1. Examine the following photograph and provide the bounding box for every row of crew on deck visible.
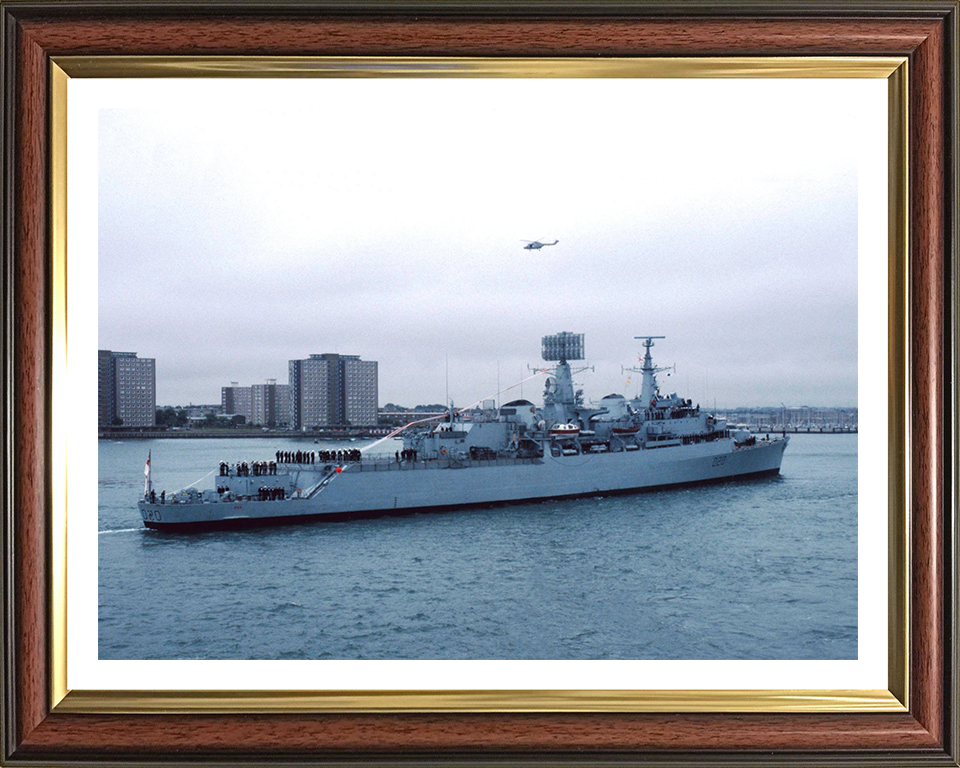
[220,461,276,477]
[213,485,286,501]
[275,449,362,464]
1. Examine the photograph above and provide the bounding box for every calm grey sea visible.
[98,434,857,660]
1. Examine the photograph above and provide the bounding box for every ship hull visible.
[138,438,787,532]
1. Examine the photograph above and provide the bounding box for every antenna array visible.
[541,332,584,362]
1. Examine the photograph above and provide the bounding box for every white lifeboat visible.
[549,423,581,439]
[611,425,642,436]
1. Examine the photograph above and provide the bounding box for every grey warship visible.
[138,333,789,531]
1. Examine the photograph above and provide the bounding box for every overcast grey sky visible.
[98,78,868,409]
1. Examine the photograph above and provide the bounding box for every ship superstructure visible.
[138,334,789,531]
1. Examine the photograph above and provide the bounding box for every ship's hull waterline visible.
[139,438,787,532]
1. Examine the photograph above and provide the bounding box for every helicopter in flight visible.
[521,239,559,251]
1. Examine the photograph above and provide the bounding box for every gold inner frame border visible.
[49,55,909,715]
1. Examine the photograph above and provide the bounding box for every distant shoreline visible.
[99,430,391,440]
[99,425,856,440]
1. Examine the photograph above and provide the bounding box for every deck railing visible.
[274,454,545,473]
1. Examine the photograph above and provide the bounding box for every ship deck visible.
[346,455,545,472]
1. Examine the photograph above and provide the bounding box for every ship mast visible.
[626,336,669,407]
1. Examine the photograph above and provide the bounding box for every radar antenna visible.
[541,331,584,363]
[537,332,591,418]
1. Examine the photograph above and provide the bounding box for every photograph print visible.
[96,76,867,663]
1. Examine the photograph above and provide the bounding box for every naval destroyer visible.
[138,334,789,531]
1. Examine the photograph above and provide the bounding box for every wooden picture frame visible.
[2,2,957,765]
